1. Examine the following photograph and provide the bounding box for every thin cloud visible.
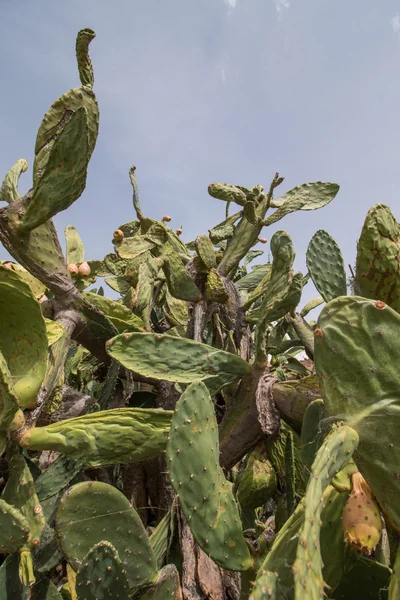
[391,14,400,36]
[274,0,290,20]
[224,0,237,7]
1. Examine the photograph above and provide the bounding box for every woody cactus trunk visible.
[0,28,398,600]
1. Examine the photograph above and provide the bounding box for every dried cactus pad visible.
[166,381,251,571]
[315,295,400,530]
[0,266,47,408]
[56,481,158,590]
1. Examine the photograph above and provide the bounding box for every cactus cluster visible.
[0,27,398,600]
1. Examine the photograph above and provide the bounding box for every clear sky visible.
[1,0,399,311]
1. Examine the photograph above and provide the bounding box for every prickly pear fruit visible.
[258,237,267,244]
[162,215,171,222]
[67,264,79,277]
[176,226,183,236]
[112,229,124,243]
[78,261,91,277]
[342,471,382,555]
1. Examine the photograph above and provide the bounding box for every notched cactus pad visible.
[56,481,158,590]
[166,381,251,571]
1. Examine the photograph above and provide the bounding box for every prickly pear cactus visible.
[75,541,131,599]
[55,481,158,590]
[355,204,400,313]
[166,381,251,571]
[306,230,347,302]
[314,296,400,530]
[0,266,47,408]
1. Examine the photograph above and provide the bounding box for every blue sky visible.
[1,0,400,311]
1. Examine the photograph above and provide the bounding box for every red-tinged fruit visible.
[78,261,91,277]
[67,264,79,277]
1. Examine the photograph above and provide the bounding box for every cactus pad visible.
[75,541,131,599]
[306,230,347,302]
[292,425,359,599]
[106,332,251,391]
[166,381,251,571]
[0,498,30,553]
[355,204,400,313]
[236,442,277,509]
[19,407,172,466]
[140,564,183,599]
[264,181,340,226]
[56,481,158,590]
[314,296,400,530]
[0,266,47,408]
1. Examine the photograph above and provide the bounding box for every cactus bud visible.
[113,229,124,243]
[342,471,382,555]
[78,261,91,278]
[162,215,172,223]
[3,262,13,269]
[38,295,48,304]
[176,226,183,236]
[67,264,79,277]
[258,237,267,244]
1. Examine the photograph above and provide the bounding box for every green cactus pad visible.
[0,266,48,408]
[117,235,155,260]
[306,230,347,302]
[140,564,182,599]
[0,554,24,599]
[355,204,400,313]
[314,295,400,531]
[106,332,251,392]
[195,235,216,270]
[249,571,278,599]
[0,498,30,553]
[75,28,96,88]
[161,247,201,302]
[300,398,326,474]
[293,425,359,599]
[0,158,28,204]
[35,454,83,502]
[388,543,400,599]
[20,108,90,231]
[45,319,66,347]
[75,541,131,600]
[55,481,158,590]
[166,381,251,571]
[33,30,98,182]
[65,225,85,265]
[0,350,20,430]
[237,442,277,509]
[19,407,172,466]
[0,201,70,288]
[83,292,145,333]
[205,268,229,303]
[264,181,340,226]
[208,182,247,206]
[1,262,47,300]
[2,452,46,550]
